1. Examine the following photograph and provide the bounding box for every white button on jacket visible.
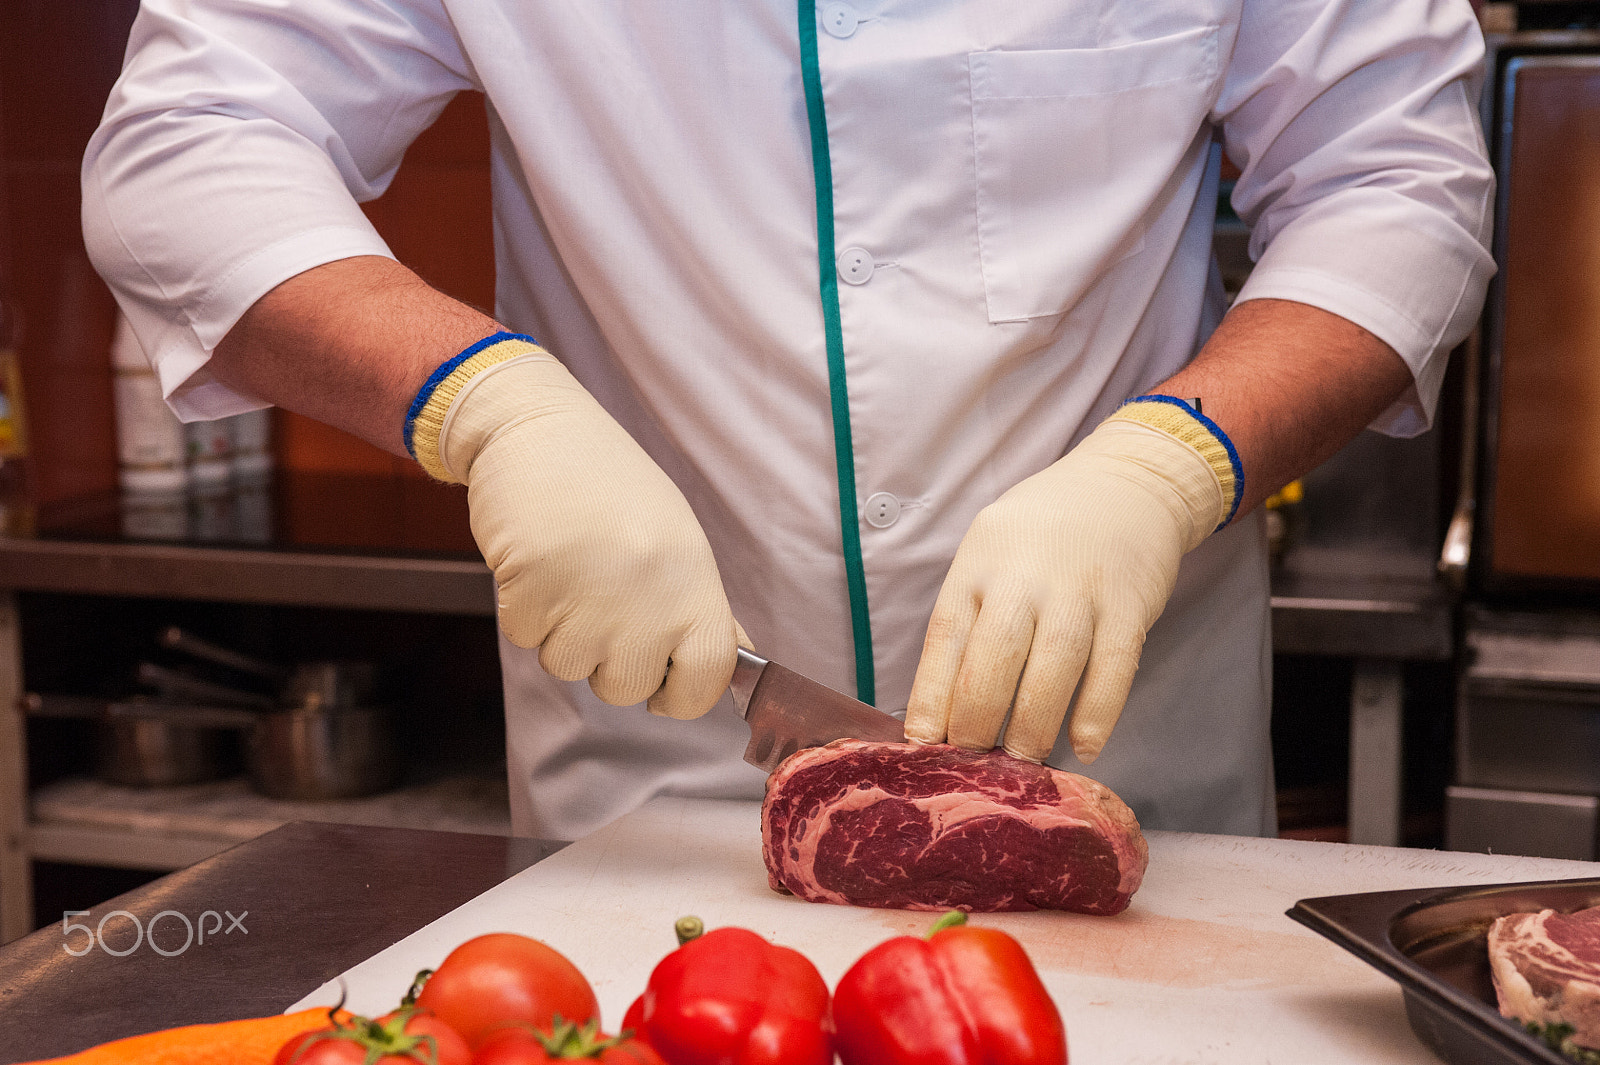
[864,493,901,529]
[837,247,876,285]
[822,3,860,39]
[83,0,1494,841]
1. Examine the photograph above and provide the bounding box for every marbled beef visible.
[761,739,1147,914]
[1489,905,1600,1047]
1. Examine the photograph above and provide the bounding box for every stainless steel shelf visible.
[28,774,512,872]
[1271,573,1454,661]
[1268,568,1457,850]
[0,537,495,615]
[0,533,499,942]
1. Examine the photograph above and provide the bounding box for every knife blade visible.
[729,647,906,773]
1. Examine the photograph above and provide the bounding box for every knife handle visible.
[729,646,768,717]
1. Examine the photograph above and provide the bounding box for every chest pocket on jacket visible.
[970,25,1220,323]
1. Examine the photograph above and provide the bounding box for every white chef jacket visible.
[83,0,1494,840]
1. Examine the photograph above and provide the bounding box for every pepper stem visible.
[674,916,705,946]
[926,910,968,938]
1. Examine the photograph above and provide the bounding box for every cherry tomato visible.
[414,933,599,1048]
[274,1009,470,1065]
[471,1021,665,1065]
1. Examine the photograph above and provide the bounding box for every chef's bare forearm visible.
[210,256,504,459]
[1154,297,1413,518]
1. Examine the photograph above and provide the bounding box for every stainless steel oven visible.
[1446,29,1600,859]
[1475,36,1600,598]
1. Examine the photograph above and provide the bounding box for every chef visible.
[83,0,1494,841]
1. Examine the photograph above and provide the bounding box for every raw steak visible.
[1489,905,1600,1047]
[761,739,1147,914]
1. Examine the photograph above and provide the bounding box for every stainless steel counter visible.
[0,821,564,1063]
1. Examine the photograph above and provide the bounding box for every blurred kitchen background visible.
[0,0,1597,941]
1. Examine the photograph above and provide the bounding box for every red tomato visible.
[414,933,599,1049]
[274,1009,471,1065]
[471,1023,665,1065]
[398,1014,474,1065]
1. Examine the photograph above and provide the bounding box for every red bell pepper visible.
[832,911,1068,1065]
[623,917,832,1065]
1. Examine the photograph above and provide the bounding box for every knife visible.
[729,647,906,773]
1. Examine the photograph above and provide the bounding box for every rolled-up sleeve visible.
[82,0,474,420]
[1217,0,1495,436]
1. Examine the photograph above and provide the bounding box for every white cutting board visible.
[292,797,1600,1064]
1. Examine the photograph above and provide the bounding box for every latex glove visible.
[413,339,742,719]
[904,400,1237,764]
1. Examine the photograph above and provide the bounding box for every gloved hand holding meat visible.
[905,397,1237,765]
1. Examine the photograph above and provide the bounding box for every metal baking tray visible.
[1289,878,1600,1065]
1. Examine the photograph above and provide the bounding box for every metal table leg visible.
[1348,657,1404,846]
[0,591,30,942]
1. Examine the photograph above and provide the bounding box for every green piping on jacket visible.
[797,0,875,705]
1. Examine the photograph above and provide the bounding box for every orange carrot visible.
[17,1008,347,1065]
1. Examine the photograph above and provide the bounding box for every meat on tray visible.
[1488,904,1600,1049]
[761,739,1148,914]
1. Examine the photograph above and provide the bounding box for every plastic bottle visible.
[0,291,34,536]
[110,312,188,494]
[185,418,232,487]
[227,408,273,480]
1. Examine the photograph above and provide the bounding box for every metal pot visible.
[28,652,399,800]
[95,699,235,787]
[92,659,275,786]
[244,699,397,800]
[77,690,397,800]
[23,692,237,787]
[153,634,399,800]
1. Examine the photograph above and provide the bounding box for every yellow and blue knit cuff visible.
[1108,395,1244,530]
[403,332,546,482]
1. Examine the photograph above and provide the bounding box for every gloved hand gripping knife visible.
[906,394,1241,766]
[405,332,743,720]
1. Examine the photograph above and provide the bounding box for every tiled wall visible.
[0,0,494,520]
[0,0,138,506]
